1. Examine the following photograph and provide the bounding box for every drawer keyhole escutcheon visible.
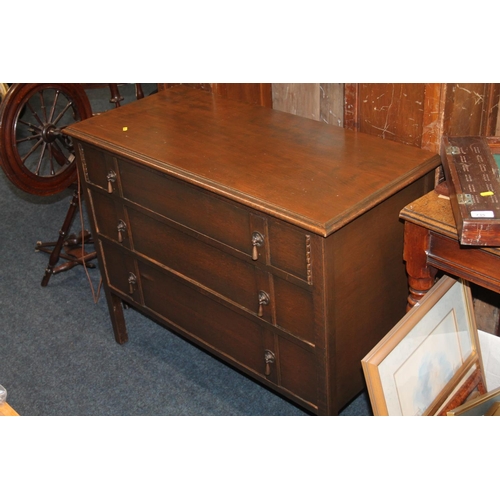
[258,290,270,317]
[128,272,137,294]
[107,170,117,193]
[251,231,264,260]
[117,219,127,243]
[264,349,275,376]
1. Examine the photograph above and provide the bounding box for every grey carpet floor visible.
[0,84,372,416]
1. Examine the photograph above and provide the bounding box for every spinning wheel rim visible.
[0,83,92,196]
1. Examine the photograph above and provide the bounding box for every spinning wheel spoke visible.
[26,100,46,128]
[15,131,42,144]
[52,100,74,127]
[38,90,48,123]
[48,147,56,176]
[20,137,43,163]
[17,118,42,136]
[34,142,48,176]
[46,89,60,123]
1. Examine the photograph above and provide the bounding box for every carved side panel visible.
[77,143,89,182]
[305,235,312,285]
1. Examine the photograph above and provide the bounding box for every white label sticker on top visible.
[471,211,495,218]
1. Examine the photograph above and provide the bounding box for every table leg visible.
[104,289,129,344]
[403,221,438,310]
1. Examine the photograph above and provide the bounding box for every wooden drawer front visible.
[278,337,318,406]
[428,232,500,293]
[273,277,315,344]
[79,144,117,191]
[118,158,262,256]
[138,260,270,376]
[127,207,268,316]
[268,218,310,283]
[99,239,142,304]
[88,189,130,248]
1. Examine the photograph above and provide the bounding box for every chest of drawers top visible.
[64,86,440,235]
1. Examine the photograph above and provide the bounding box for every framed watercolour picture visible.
[362,276,486,416]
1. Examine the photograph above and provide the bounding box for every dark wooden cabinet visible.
[64,86,441,415]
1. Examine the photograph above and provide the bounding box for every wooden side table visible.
[0,403,19,416]
[400,190,500,310]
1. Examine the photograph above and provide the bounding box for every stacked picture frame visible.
[362,276,488,416]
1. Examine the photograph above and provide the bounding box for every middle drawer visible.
[127,207,316,344]
[128,205,270,318]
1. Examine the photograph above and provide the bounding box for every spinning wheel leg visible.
[38,189,97,287]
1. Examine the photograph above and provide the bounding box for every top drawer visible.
[78,143,261,256]
[118,157,261,257]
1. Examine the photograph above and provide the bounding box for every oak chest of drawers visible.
[64,87,441,415]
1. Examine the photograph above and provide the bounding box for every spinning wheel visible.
[0,83,94,285]
[0,83,92,196]
[0,83,145,287]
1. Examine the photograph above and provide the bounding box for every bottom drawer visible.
[99,240,319,410]
[139,260,319,409]
[139,260,272,378]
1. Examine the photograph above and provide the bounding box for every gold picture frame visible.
[447,387,500,416]
[362,276,486,416]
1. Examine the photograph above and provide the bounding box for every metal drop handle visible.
[107,170,117,193]
[258,290,270,317]
[128,272,137,294]
[251,231,264,261]
[117,219,127,243]
[264,349,275,376]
